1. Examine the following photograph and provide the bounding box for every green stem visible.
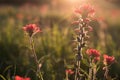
[38,71,44,80]
[75,60,81,80]
[88,58,92,80]
[66,72,69,80]
[29,37,43,80]
[93,64,96,80]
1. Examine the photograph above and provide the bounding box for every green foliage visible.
[0,5,120,80]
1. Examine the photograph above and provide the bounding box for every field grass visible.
[0,3,120,80]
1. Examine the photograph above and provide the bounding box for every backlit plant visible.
[23,24,43,80]
[71,4,116,80]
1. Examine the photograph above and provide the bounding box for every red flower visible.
[94,57,100,63]
[86,49,100,57]
[103,54,115,65]
[23,24,42,37]
[66,69,74,75]
[15,75,31,80]
[75,4,95,18]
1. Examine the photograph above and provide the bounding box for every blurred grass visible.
[0,3,120,80]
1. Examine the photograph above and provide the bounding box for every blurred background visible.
[0,0,120,80]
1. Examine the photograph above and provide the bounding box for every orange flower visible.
[103,54,115,65]
[86,49,100,57]
[23,24,42,37]
[15,75,31,80]
[66,69,74,75]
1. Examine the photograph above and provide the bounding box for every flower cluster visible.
[103,54,115,65]
[71,4,116,80]
[86,49,100,57]
[74,4,95,18]
[15,75,31,80]
[86,49,100,63]
[23,24,42,37]
[72,4,95,61]
[72,4,96,80]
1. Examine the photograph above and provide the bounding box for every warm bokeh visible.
[0,0,120,80]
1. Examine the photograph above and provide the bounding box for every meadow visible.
[0,0,120,80]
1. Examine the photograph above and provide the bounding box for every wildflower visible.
[15,75,31,80]
[66,69,74,75]
[23,24,42,37]
[86,49,100,57]
[94,57,100,63]
[75,4,95,18]
[103,54,115,65]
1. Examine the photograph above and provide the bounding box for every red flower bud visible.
[66,69,74,75]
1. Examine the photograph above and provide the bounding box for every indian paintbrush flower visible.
[74,4,95,18]
[86,49,100,57]
[22,24,43,80]
[23,24,42,37]
[103,54,115,80]
[15,75,31,80]
[103,54,115,65]
[86,49,100,80]
[72,4,96,80]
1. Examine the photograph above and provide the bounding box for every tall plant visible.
[71,4,115,80]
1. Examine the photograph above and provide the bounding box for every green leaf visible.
[3,65,12,74]
[79,68,89,77]
[0,74,6,80]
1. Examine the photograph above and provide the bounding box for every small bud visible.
[66,69,74,75]
[39,63,42,69]
[103,67,106,70]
